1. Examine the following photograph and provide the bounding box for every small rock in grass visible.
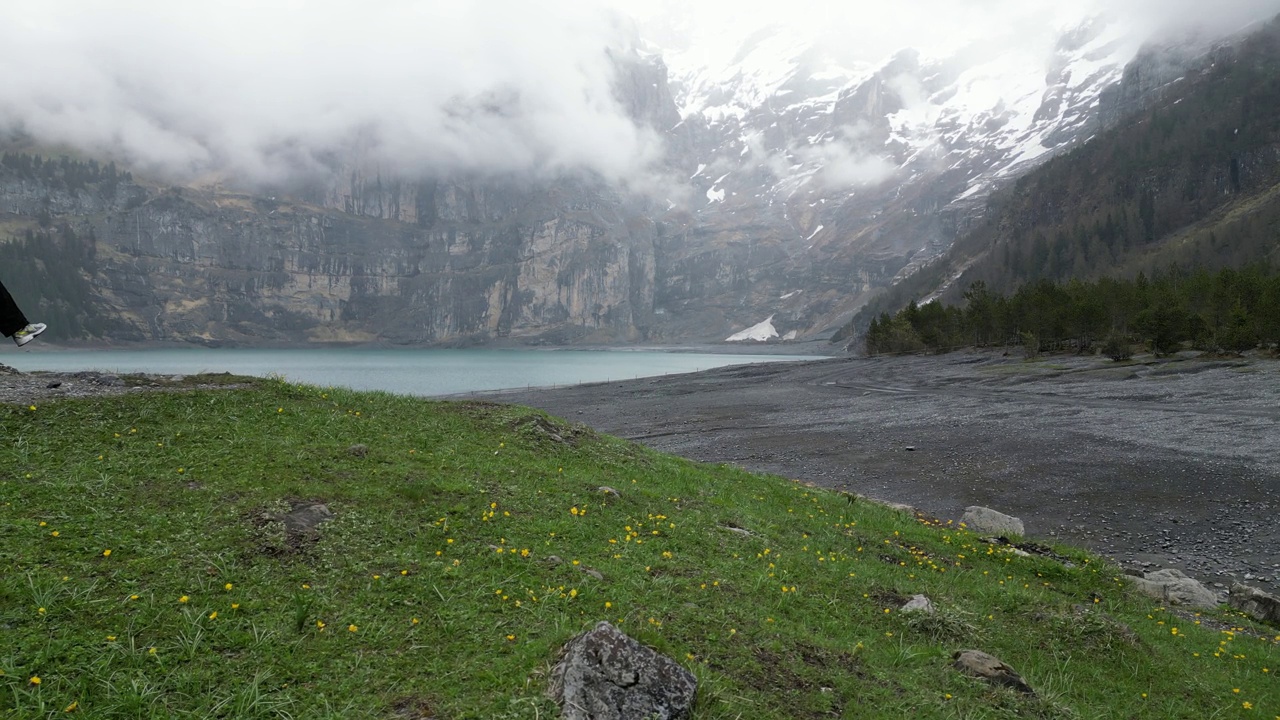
[900,595,935,615]
[598,486,620,497]
[1228,583,1280,624]
[347,444,369,457]
[1129,569,1220,609]
[549,621,697,720]
[282,502,333,536]
[962,506,1024,536]
[952,650,1035,695]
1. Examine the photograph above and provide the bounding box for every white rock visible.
[962,506,1025,536]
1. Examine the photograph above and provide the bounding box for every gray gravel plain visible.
[498,351,1280,594]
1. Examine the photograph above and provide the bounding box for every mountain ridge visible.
[837,14,1280,348]
[2,14,1269,347]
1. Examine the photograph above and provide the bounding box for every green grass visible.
[1,379,1276,718]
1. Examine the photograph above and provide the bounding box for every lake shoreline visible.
[498,350,1280,595]
[17,336,841,357]
[0,347,826,398]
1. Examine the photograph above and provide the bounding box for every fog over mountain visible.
[2,0,1274,194]
[0,1,658,186]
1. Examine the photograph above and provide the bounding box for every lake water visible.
[4,348,822,397]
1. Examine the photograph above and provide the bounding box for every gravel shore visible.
[497,351,1280,594]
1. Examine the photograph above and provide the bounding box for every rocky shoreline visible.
[497,351,1280,596]
[0,363,253,406]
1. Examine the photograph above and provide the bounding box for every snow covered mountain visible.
[644,16,1163,341]
[4,6,1252,348]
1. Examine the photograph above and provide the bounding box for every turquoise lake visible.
[4,348,822,397]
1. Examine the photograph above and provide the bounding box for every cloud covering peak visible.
[0,0,660,185]
[2,0,1276,189]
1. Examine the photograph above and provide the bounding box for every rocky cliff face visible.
[47,178,666,345]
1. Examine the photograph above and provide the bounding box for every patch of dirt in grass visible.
[869,588,910,608]
[388,696,440,719]
[508,414,594,448]
[740,644,870,719]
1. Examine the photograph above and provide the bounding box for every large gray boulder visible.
[549,621,697,720]
[1129,569,1220,609]
[962,506,1024,536]
[1229,583,1280,624]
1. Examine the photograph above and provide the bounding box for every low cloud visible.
[3,0,1275,192]
[0,0,663,187]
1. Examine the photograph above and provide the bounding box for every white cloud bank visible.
[0,0,660,185]
[1,0,1276,187]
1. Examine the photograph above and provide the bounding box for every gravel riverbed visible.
[497,351,1280,595]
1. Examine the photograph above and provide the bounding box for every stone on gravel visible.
[549,621,697,720]
[1129,569,1220,609]
[962,506,1025,536]
[900,594,935,614]
[1229,583,1280,624]
[96,374,124,387]
[952,650,1035,695]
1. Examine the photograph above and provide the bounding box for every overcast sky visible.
[1,0,1275,187]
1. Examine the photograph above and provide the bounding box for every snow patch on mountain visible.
[660,14,1137,221]
[726,315,779,342]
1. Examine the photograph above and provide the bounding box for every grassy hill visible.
[1,380,1277,718]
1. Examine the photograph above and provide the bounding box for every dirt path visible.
[496,351,1280,594]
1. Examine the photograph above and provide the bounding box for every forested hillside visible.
[838,16,1280,347]
[864,264,1280,357]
